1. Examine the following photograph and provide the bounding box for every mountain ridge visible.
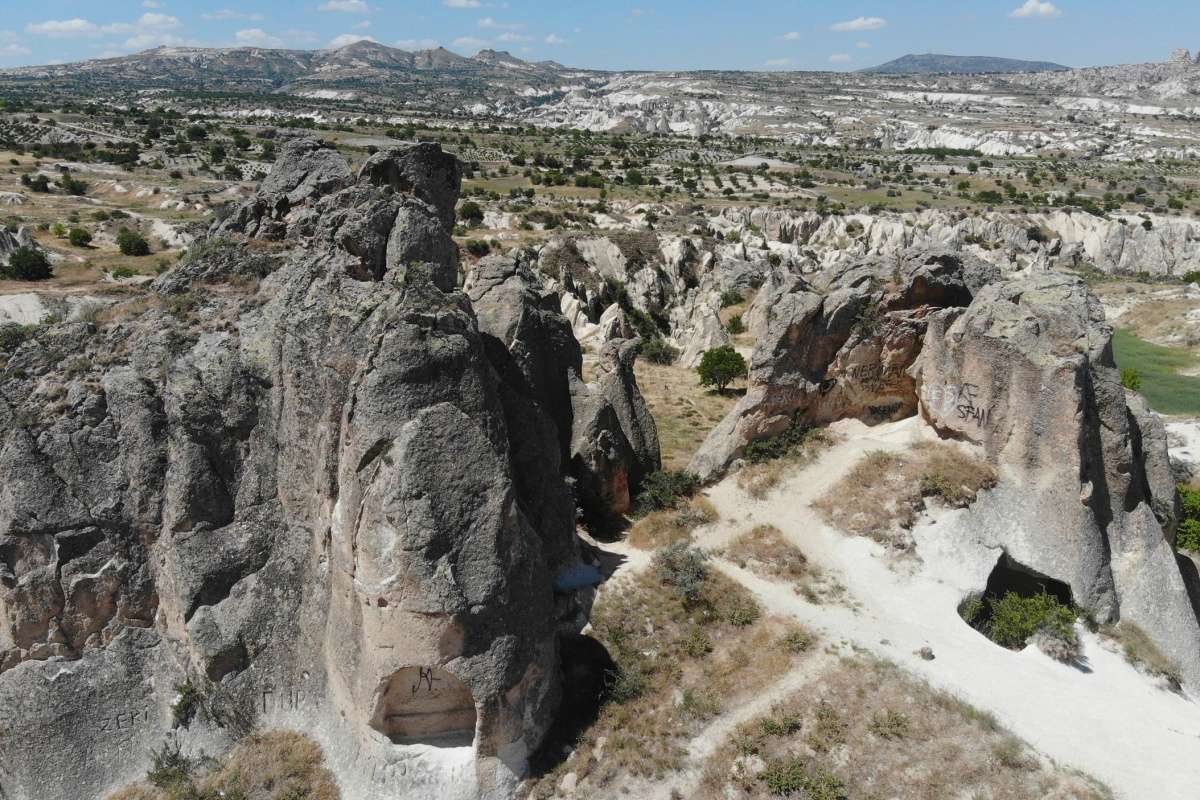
[863,53,1070,75]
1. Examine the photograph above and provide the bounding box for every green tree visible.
[697,345,747,393]
[116,228,151,256]
[458,200,484,226]
[2,246,52,280]
[67,227,92,248]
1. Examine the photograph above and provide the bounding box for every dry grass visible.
[814,442,996,547]
[725,525,809,583]
[105,731,340,800]
[698,658,1113,800]
[634,360,741,470]
[527,565,813,797]
[628,495,719,550]
[1102,621,1183,690]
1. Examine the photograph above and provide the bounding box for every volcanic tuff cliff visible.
[0,140,655,800]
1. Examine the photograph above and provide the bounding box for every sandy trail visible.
[600,416,1200,800]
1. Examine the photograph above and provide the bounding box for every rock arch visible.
[369,666,477,746]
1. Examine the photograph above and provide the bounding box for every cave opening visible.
[959,552,1075,638]
[369,666,477,747]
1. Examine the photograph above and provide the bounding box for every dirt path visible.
[684,417,1200,800]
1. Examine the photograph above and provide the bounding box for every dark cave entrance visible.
[959,552,1074,637]
[369,666,477,747]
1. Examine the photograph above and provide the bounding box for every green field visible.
[1112,328,1200,416]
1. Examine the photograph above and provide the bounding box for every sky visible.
[0,1,1196,72]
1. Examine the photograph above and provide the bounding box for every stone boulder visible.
[689,249,979,480]
[912,272,1200,686]
[259,137,354,206]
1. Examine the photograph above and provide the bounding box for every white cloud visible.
[26,18,101,37]
[856,40,872,48]
[545,33,566,45]
[27,13,179,40]
[320,0,370,12]
[478,17,523,30]
[444,0,482,7]
[236,28,283,47]
[830,16,886,32]
[1009,0,1063,18]
[451,36,487,49]
[780,31,801,41]
[765,58,791,67]
[329,33,377,47]
[203,9,266,21]
[397,38,439,50]
[0,31,31,58]
[829,53,852,63]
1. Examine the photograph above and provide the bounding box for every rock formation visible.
[0,225,36,267]
[1169,48,1194,66]
[0,140,627,800]
[689,250,984,480]
[912,273,1200,686]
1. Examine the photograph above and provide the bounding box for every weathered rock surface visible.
[570,340,662,524]
[0,144,588,800]
[689,249,979,480]
[912,272,1200,686]
[0,225,36,266]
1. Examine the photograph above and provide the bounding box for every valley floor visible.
[593,417,1200,800]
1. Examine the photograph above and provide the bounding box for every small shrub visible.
[726,595,761,627]
[635,470,700,514]
[654,541,709,603]
[806,701,847,753]
[0,324,35,352]
[761,757,847,799]
[680,688,720,720]
[2,246,52,280]
[172,681,203,727]
[111,266,138,280]
[779,627,815,654]
[697,345,747,392]
[1121,367,1143,391]
[719,289,744,308]
[639,336,680,365]
[869,709,910,739]
[987,591,1077,652]
[68,227,92,247]
[146,738,194,789]
[759,713,803,737]
[958,594,985,625]
[726,313,745,334]
[681,626,713,657]
[607,664,647,703]
[116,228,151,256]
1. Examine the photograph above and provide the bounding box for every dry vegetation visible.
[720,524,852,608]
[698,658,1113,800]
[106,730,339,800]
[1102,621,1184,691]
[814,442,996,547]
[736,427,835,500]
[634,360,741,470]
[628,495,719,549]
[526,553,816,797]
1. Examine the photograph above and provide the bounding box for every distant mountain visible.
[0,42,569,95]
[863,54,1070,75]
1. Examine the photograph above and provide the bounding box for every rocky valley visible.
[1,28,1200,800]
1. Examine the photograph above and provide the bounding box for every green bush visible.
[869,709,910,739]
[0,323,35,352]
[653,541,709,603]
[779,628,815,653]
[2,246,52,280]
[67,227,92,248]
[111,266,138,280]
[635,469,700,513]
[1179,486,1200,552]
[464,239,491,258]
[761,758,847,800]
[458,200,484,225]
[1121,367,1142,391]
[726,313,745,334]
[607,664,646,703]
[987,591,1077,650]
[743,418,825,464]
[726,596,761,627]
[115,227,150,256]
[697,345,747,392]
[639,336,679,365]
[719,289,744,308]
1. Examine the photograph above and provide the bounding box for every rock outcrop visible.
[912,273,1200,686]
[0,142,592,800]
[0,226,36,266]
[689,250,981,480]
